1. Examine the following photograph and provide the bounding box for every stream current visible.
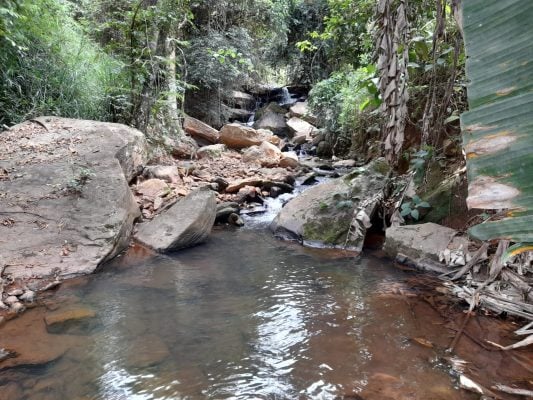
[0,216,481,399]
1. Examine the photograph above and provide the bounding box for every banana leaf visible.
[461,0,533,242]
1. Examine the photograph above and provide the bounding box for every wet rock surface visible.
[44,305,97,334]
[271,158,390,251]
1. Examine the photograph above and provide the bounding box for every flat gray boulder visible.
[271,158,390,251]
[0,117,146,280]
[135,187,216,252]
[384,223,470,272]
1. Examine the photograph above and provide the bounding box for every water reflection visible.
[0,229,479,400]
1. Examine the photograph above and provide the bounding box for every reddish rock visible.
[220,123,272,149]
[136,179,169,199]
[242,141,281,168]
[279,152,299,168]
[183,116,220,144]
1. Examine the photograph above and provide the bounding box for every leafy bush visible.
[186,27,256,90]
[308,66,381,156]
[0,0,124,127]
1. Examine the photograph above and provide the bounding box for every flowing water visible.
[0,222,488,400]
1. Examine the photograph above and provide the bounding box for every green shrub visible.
[0,0,125,128]
[308,66,381,156]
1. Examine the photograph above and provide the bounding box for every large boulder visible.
[183,116,220,144]
[242,141,282,167]
[271,158,390,251]
[222,105,254,123]
[226,90,256,110]
[253,102,289,137]
[287,117,317,138]
[289,101,318,125]
[0,117,146,280]
[384,223,470,272]
[134,187,216,252]
[220,123,272,149]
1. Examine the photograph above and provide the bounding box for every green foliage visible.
[292,0,374,83]
[461,0,533,242]
[65,166,96,195]
[407,146,433,184]
[400,195,431,221]
[308,66,381,155]
[0,0,124,127]
[186,28,256,90]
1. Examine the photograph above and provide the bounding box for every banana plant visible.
[461,0,533,256]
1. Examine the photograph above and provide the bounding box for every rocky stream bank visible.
[0,88,532,398]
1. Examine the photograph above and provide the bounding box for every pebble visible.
[4,295,19,305]
[7,288,24,296]
[20,290,36,303]
[11,302,25,313]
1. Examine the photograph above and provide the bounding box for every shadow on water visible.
[0,228,531,399]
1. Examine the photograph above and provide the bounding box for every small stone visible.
[270,186,283,198]
[137,179,169,199]
[4,295,19,305]
[228,213,245,227]
[7,288,24,297]
[19,290,36,303]
[197,144,226,159]
[333,159,356,168]
[279,152,299,168]
[211,177,229,192]
[125,334,170,369]
[153,196,163,211]
[10,302,25,313]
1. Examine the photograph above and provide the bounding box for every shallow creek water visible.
[0,224,494,400]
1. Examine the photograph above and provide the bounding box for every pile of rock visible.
[0,286,35,315]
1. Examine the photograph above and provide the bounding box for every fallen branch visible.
[493,384,533,397]
[515,321,533,336]
[487,334,533,351]
[489,239,510,281]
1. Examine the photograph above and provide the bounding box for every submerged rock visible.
[0,117,146,281]
[135,187,216,252]
[125,334,170,369]
[44,306,97,334]
[271,158,390,251]
[216,202,240,222]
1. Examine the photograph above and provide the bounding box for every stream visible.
[0,218,487,399]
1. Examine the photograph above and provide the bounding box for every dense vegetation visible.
[1,0,465,165]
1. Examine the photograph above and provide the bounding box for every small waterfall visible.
[246,99,263,126]
[278,87,292,106]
